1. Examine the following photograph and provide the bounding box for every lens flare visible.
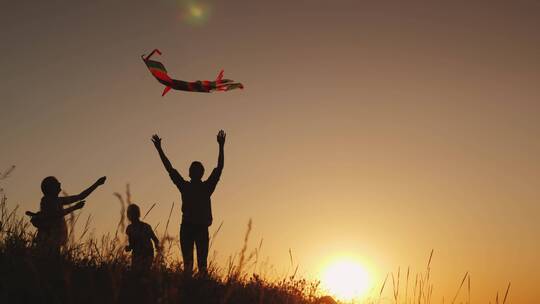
[180,1,211,26]
[189,4,203,18]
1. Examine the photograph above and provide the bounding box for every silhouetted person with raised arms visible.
[125,203,160,272]
[151,130,225,275]
[28,176,106,255]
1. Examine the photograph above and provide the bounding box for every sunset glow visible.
[2,1,540,302]
[321,259,370,301]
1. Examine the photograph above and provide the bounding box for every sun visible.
[321,259,370,302]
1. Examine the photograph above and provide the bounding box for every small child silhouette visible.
[125,204,159,271]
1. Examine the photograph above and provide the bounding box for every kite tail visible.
[216,82,244,91]
[213,69,239,91]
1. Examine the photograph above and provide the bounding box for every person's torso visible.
[39,197,68,239]
[128,222,154,256]
[180,181,213,226]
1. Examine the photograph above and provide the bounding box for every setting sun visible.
[2,1,539,303]
[321,259,371,302]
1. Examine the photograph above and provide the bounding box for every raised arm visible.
[151,134,176,174]
[216,130,225,170]
[152,134,186,187]
[62,201,86,216]
[37,200,86,220]
[61,177,106,205]
[206,130,225,192]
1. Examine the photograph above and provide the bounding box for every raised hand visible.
[152,134,162,149]
[217,130,226,146]
[96,176,107,186]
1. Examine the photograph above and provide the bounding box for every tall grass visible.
[0,168,512,304]
[367,249,511,304]
[0,175,321,304]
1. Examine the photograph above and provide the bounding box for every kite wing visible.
[142,49,244,96]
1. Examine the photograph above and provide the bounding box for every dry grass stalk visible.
[413,273,418,304]
[451,271,469,304]
[378,273,389,304]
[405,266,410,304]
[143,203,156,220]
[78,214,92,242]
[427,249,434,270]
[125,184,132,205]
[468,274,471,304]
[209,220,223,251]
[392,266,400,303]
[502,282,511,304]
[113,192,126,233]
[289,248,294,266]
[235,218,252,278]
[0,165,15,180]
[163,201,175,236]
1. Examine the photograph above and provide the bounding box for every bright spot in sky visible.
[189,4,203,18]
[321,259,370,302]
[180,1,210,26]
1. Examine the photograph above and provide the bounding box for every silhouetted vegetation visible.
[0,176,321,304]
[0,168,511,304]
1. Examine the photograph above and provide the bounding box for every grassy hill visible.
[0,180,327,304]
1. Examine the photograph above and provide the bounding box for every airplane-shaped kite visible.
[142,49,244,96]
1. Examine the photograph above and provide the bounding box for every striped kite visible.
[142,49,244,96]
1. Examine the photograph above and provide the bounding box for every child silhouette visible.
[125,204,159,271]
[29,176,106,255]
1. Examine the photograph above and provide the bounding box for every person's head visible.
[41,176,61,197]
[127,204,141,223]
[189,161,205,181]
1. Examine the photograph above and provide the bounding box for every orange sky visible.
[1,1,539,302]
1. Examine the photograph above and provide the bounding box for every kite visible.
[142,49,244,96]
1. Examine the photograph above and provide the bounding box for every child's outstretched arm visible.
[61,177,106,205]
[62,201,85,216]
